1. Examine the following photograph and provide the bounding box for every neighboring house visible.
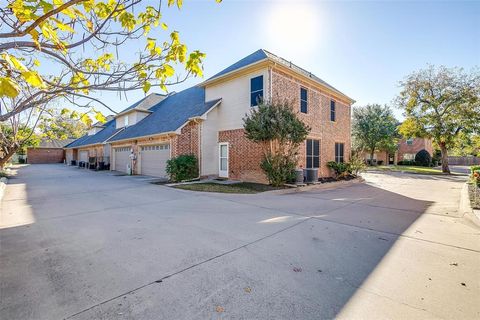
[27,138,75,164]
[364,137,434,165]
[65,49,355,182]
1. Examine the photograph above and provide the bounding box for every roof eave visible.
[108,131,177,144]
[115,108,153,118]
[198,58,270,87]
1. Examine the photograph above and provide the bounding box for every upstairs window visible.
[250,76,263,107]
[330,100,336,121]
[300,87,308,113]
[124,115,129,127]
[306,139,320,168]
[406,138,414,145]
[335,143,344,163]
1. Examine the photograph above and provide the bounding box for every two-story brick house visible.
[65,49,355,182]
[364,137,434,165]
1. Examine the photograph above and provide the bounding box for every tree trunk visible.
[370,149,375,165]
[0,147,18,171]
[439,142,450,174]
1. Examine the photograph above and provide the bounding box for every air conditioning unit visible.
[304,168,318,183]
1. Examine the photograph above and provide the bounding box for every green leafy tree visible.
[38,109,89,140]
[0,0,220,122]
[450,132,480,157]
[0,113,41,168]
[352,104,398,163]
[397,65,480,173]
[243,100,310,186]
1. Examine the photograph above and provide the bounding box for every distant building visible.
[364,137,433,165]
[27,139,75,164]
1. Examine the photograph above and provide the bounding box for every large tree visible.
[0,0,219,164]
[397,65,480,173]
[352,104,398,163]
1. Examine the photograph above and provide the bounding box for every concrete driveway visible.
[1,165,479,319]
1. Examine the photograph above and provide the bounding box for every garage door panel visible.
[140,144,170,178]
[79,151,88,162]
[114,147,130,173]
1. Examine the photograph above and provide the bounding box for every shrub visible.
[470,166,480,186]
[398,160,416,166]
[349,154,367,176]
[260,154,296,187]
[470,165,480,175]
[415,149,432,167]
[327,161,351,178]
[166,154,198,182]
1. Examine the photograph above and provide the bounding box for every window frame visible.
[306,139,320,169]
[250,75,264,107]
[335,142,345,163]
[300,87,308,113]
[330,100,336,122]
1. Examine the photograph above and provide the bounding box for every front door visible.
[218,143,229,178]
[389,154,395,165]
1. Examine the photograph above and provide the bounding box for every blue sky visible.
[79,0,480,120]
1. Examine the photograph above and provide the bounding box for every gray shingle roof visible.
[65,119,121,148]
[34,138,76,148]
[207,49,353,102]
[207,49,268,80]
[109,86,220,142]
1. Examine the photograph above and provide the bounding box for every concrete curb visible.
[0,177,7,204]
[460,183,480,227]
[263,177,365,195]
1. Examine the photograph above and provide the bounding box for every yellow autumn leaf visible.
[143,81,151,93]
[0,77,20,98]
[80,113,92,126]
[2,53,28,71]
[94,111,107,123]
[22,71,45,88]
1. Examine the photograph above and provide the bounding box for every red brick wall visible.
[271,68,352,177]
[218,129,267,183]
[397,138,433,161]
[27,148,65,164]
[172,121,200,159]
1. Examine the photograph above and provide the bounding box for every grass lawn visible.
[368,165,448,175]
[172,182,282,194]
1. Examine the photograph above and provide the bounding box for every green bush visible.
[398,160,416,166]
[415,149,432,167]
[470,165,480,175]
[327,161,351,178]
[260,154,296,187]
[166,154,198,182]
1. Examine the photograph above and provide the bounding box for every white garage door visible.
[140,144,170,178]
[66,150,73,164]
[79,151,88,162]
[114,147,131,173]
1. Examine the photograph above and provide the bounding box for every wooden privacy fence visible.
[448,156,480,165]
